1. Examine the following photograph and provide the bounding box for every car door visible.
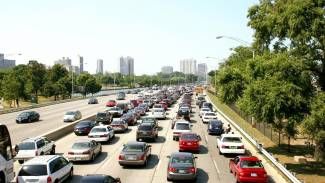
[107,126,114,138]
[92,141,99,155]
[36,139,45,155]
[57,157,71,181]
[231,157,240,174]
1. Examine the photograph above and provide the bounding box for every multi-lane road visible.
[10,93,286,183]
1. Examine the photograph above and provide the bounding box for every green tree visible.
[26,61,47,103]
[1,71,20,107]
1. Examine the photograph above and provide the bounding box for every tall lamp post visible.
[216,35,255,60]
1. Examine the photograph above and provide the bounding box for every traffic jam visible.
[13,86,268,183]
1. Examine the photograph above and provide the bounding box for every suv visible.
[136,123,158,141]
[15,137,56,164]
[17,155,73,183]
[116,92,126,100]
[96,112,112,124]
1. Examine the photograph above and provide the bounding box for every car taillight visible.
[140,154,145,160]
[119,155,124,160]
[188,167,196,173]
[263,172,267,177]
[83,150,90,154]
[168,166,177,173]
[238,145,244,149]
[100,134,108,137]
[47,176,52,183]
[239,172,245,176]
[68,152,74,155]
[35,151,38,156]
[221,145,226,148]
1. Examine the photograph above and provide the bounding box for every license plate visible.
[178,170,186,173]
[26,179,38,182]
[127,156,137,160]
[94,135,100,138]
[230,146,237,149]
[251,173,257,177]
[75,157,82,160]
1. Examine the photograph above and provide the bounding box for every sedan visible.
[121,113,137,126]
[88,125,115,143]
[229,156,268,183]
[208,119,224,135]
[202,112,217,123]
[118,141,151,166]
[68,139,102,162]
[106,100,117,107]
[64,110,82,122]
[74,120,97,135]
[106,107,124,117]
[167,152,197,181]
[16,111,40,123]
[96,112,112,124]
[88,98,98,104]
[152,108,166,119]
[179,133,201,152]
[111,119,128,133]
[80,174,121,183]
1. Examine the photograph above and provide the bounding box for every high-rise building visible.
[161,66,173,74]
[197,63,207,81]
[96,59,103,74]
[0,53,16,69]
[71,66,80,75]
[119,56,134,75]
[54,57,72,66]
[78,55,84,73]
[180,59,197,75]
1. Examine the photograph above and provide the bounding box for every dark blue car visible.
[207,120,224,135]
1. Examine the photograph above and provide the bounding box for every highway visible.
[13,94,286,183]
[0,93,138,145]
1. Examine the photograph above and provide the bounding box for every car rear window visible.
[123,144,144,152]
[78,121,91,126]
[91,128,106,133]
[181,134,197,140]
[222,137,242,143]
[171,156,193,164]
[72,142,91,149]
[18,165,48,176]
[138,125,153,131]
[111,121,124,125]
[19,142,35,150]
[97,113,107,117]
[175,123,190,130]
[65,111,75,115]
[240,160,263,168]
[154,109,164,112]
[205,113,215,116]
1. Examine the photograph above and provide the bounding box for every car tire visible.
[136,138,139,141]
[167,177,172,182]
[18,160,24,164]
[69,168,73,179]
[28,118,32,123]
[91,154,95,161]
[50,147,55,155]
[219,150,223,155]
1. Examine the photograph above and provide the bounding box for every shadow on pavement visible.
[170,168,209,183]
[72,152,108,165]
[122,154,159,170]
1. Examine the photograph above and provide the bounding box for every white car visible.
[88,125,115,142]
[202,112,217,123]
[15,137,56,164]
[199,107,211,117]
[172,120,192,141]
[17,155,73,183]
[152,108,166,119]
[217,134,245,155]
[63,110,82,122]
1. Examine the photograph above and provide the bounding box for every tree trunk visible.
[287,137,291,153]
[16,99,19,108]
[278,131,281,146]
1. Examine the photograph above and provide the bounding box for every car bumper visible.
[68,154,92,161]
[238,176,267,183]
[119,160,145,166]
[112,127,126,132]
[179,145,199,151]
[220,148,245,154]
[167,172,196,180]
[88,137,110,142]
[15,156,34,161]
[74,130,89,135]
[208,129,224,135]
[153,114,166,119]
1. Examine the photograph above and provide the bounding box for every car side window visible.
[43,138,50,144]
[59,157,69,168]
[50,158,61,173]
[36,140,45,148]
[106,176,116,183]
[49,160,56,173]
[234,157,240,165]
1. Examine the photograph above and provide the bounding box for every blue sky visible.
[0,0,257,74]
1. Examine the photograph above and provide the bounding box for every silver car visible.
[67,139,102,162]
[118,141,151,166]
[167,152,197,181]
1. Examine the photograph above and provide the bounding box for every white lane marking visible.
[213,159,221,175]
[205,134,209,143]
[156,159,162,170]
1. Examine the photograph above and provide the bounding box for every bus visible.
[0,124,15,183]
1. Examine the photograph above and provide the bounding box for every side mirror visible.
[194,157,198,159]
[14,144,19,153]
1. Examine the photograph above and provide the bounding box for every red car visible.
[159,101,168,111]
[106,100,116,107]
[179,133,201,152]
[130,100,139,108]
[229,156,268,183]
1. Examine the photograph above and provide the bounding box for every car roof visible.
[24,155,59,165]
[139,123,154,126]
[126,141,146,146]
[238,156,259,161]
[73,139,92,143]
[222,134,241,138]
[170,152,193,157]
[21,136,44,143]
[93,125,109,128]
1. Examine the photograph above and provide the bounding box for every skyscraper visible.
[161,66,173,74]
[119,56,134,75]
[96,59,103,74]
[54,57,72,71]
[180,59,197,75]
[78,55,84,73]
[0,53,16,69]
[197,63,207,81]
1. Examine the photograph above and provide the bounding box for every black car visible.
[96,112,112,124]
[202,102,213,110]
[176,109,190,121]
[88,98,99,104]
[207,120,224,135]
[141,117,158,128]
[80,174,121,183]
[121,113,137,126]
[74,120,97,135]
[136,123,158,141]
[16,111,40,123]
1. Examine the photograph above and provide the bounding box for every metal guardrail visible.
[206,94,302,183]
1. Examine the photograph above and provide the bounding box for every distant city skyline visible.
[119,56,134,75]
[96,59,103,74]
[180,59,197,75]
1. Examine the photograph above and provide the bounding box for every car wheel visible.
[219,150,222,155]
[167,177,172,181]
[18,160,24,164]
[136,138,139,141]
[28,118,32,123]
[69,168,73,179]
[50,147,55,155]
[40,152,44,155]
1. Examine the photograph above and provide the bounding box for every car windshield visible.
[72,142,91,149]
[91,128,106,133]
[78,121,91,126]
[138,125,153,131]
[240,160,263,168]
[210,122,222,127]
[181,134,197,140]
[142,118,155,123]
[223,137,242,143]
[18,112,29,117]
[65,111,75,115]
[175,123,190,130]
[18,165,48,176]
[97,113,106,117]
[18,142,35,150]
[202,109,210,112]
[123,144,144,152]
[109,107,121,111]
[171,156,193,164]
[205,113,215,116]
[154,109,164,112]
[112,121,124,125]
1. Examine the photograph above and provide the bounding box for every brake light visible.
[119,155,124,160]
[188,167,196,173]
[68,152,74,155]
[100,134,108,137]
[239,172,245,176]
[35,151,38,156]
[168,166,177,173]
[238,145,244,149]
[82,150,90,154]
[221,145,226,148]
[47,176,52,183]
[263,172,267,177]
[140,154,145,160]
